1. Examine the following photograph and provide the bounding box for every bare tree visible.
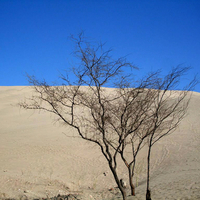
[20,34,197,200]
[20,34,138,200]
[110,76,159,196]
[142,68,197,200]
[108,67,196,199]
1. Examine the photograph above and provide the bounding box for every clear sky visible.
[0,0,200,92]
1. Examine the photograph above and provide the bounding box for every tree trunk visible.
[128,167,135,196]
[146,189,151,200]
[109,165,127,200]
[121,188,127,200]
[146,144,152,200]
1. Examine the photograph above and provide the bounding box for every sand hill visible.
[0,86,200,200]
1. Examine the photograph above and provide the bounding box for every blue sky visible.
[0,0,200,92]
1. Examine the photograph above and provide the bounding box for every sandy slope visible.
[0,86,200,200]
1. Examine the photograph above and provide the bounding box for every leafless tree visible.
[142,67,197,200]
[108,67,196,199]
[20,34,197,200]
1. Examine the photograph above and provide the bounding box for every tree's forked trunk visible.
[109,165,127,200]
[117,178,127,200]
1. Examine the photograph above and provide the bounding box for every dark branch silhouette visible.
[20,34,197,200]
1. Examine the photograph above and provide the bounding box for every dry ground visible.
[0,86,200,200]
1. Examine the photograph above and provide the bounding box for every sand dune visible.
[0,86,200,200]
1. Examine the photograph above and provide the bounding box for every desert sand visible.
[0,86,200,200]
